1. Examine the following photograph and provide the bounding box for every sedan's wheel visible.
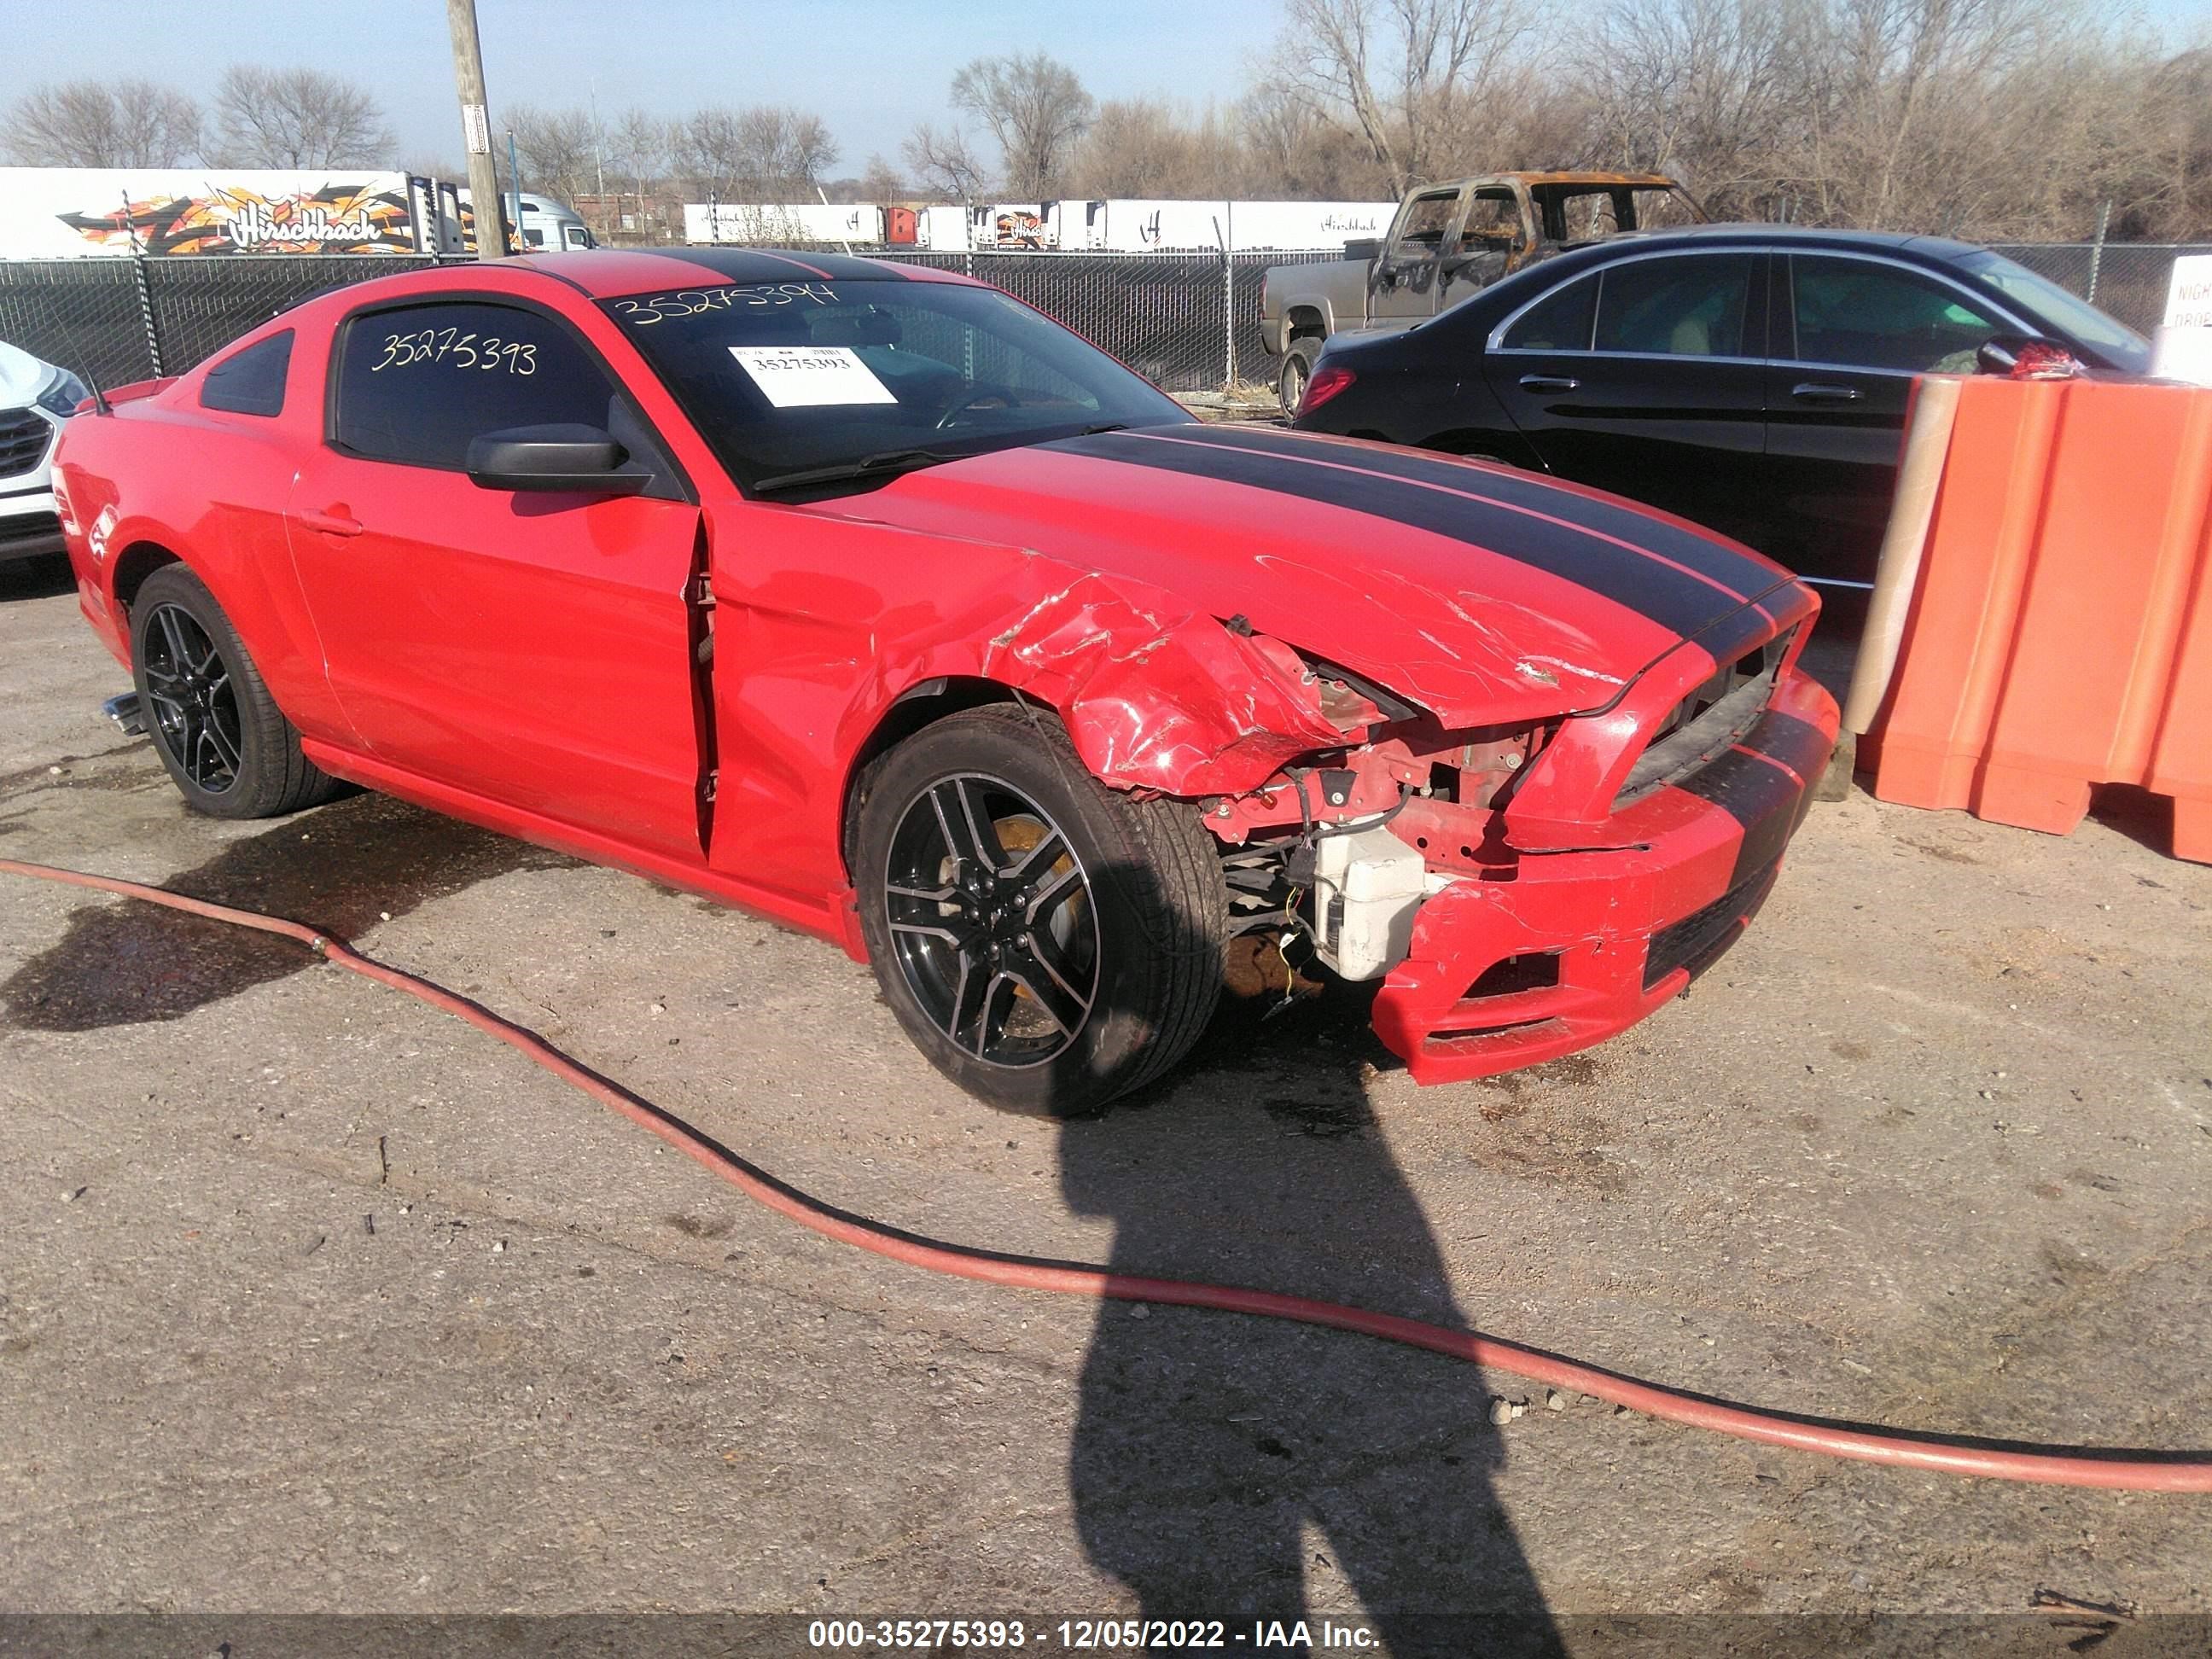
[130,563,341,819]
[854,704,1226,1116]
[1278,339,1319,418]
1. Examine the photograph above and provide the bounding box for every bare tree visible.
[508,104,598,206]
[1071,99,1226,197]
[902,120,993,199]
[212,66,392,167]
[1560,0,2178,239]
[949,52,1095,197]
[4,79,201,166]
[604,108,666,197]
[1273,0,1540,193]
[674,104,840,198]
[858,154,908,199]
[1233,82,1392,196]
[1578,0,1818,218]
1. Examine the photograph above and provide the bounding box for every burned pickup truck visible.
[1258,171,1705,413]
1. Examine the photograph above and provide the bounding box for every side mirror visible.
[465,423,650,493]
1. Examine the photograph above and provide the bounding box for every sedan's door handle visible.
[1518,374,1580,393]
[298,508,363,538]
[1790,381,1861,403]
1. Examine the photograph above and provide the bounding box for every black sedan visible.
[1290,225,2152,587]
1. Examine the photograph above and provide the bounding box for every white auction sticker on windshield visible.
[729,344,896,407]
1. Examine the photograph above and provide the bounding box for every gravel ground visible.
[0,554,2207,1650]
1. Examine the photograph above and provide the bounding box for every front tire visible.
[853,704,1226,1116]
[131,563,341,818]
[1278,338,1320,418]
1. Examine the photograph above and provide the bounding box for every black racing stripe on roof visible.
[518,261,594,297]
[1172,423,1779,599]
[666,247,906,284]
[1043,428,1753,640]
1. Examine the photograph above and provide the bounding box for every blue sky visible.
[6,0,1287,175]
[6,0,2207,179]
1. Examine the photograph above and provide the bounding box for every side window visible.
[564,225,591,250]
[200,330,293,416]
[1501,274,1597,352]
[1594,254,1755,358]
[1557,190,1626,241]
[1458,190,1519,253]
[1394,192,1459,250]
[1791,255,1998,371]
[331,300,626,470]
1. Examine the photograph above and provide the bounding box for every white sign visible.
[2152,253,2212,387]
[730,345,895,408]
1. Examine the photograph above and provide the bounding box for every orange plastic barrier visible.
[1857,375,2212,864]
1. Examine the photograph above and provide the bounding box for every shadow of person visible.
[1058,957,1563,1656]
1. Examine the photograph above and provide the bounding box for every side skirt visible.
[299,738,864,959]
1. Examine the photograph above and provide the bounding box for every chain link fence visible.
[1,242,2203,401]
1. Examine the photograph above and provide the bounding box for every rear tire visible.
[853,704,1226,1116]
[1278,338,1321,419]
[131,563,342,819]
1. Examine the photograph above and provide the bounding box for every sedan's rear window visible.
[604,277,1185,492]
[1595,254,1755,358]
[1501,275,1596,351]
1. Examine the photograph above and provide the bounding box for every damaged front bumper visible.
[1368,667,1838,1083]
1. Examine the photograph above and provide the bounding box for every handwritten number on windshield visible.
[612,283,835,325]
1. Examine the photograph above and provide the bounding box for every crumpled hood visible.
[795,422,1796,726]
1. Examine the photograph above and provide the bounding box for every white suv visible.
[1,341,90,565]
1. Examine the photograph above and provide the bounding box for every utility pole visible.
[445,0,508,259]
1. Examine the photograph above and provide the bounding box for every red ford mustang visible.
[53,248,1838,1115]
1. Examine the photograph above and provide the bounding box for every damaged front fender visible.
[976,572,1359,795]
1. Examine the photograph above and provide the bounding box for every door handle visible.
[299,508,363,538]
[1790,381,1860,403]
[1518,374,1580,393]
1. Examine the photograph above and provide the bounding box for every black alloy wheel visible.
[141,601,243,795]
[127,562,342,819]
[853,704,1226,1116]
[882,773,1097,1067]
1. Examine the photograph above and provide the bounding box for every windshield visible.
[604,277,1187,491]
[1955,250,2151,370]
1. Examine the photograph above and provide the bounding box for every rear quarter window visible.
[199,330,294,416]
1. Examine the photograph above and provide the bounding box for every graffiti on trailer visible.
[58,182,416,255]
[990,210,1051,250]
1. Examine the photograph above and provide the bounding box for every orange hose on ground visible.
[5,853,2209,1493]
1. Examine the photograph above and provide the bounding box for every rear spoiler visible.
[93,376,177,409]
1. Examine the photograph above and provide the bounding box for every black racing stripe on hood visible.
[1674,709,1829,882]
[1168,422,1781,599]
[667,247,906,284]
[1044,428,1758,641]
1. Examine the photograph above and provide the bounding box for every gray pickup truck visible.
[1256,171,1705,413]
